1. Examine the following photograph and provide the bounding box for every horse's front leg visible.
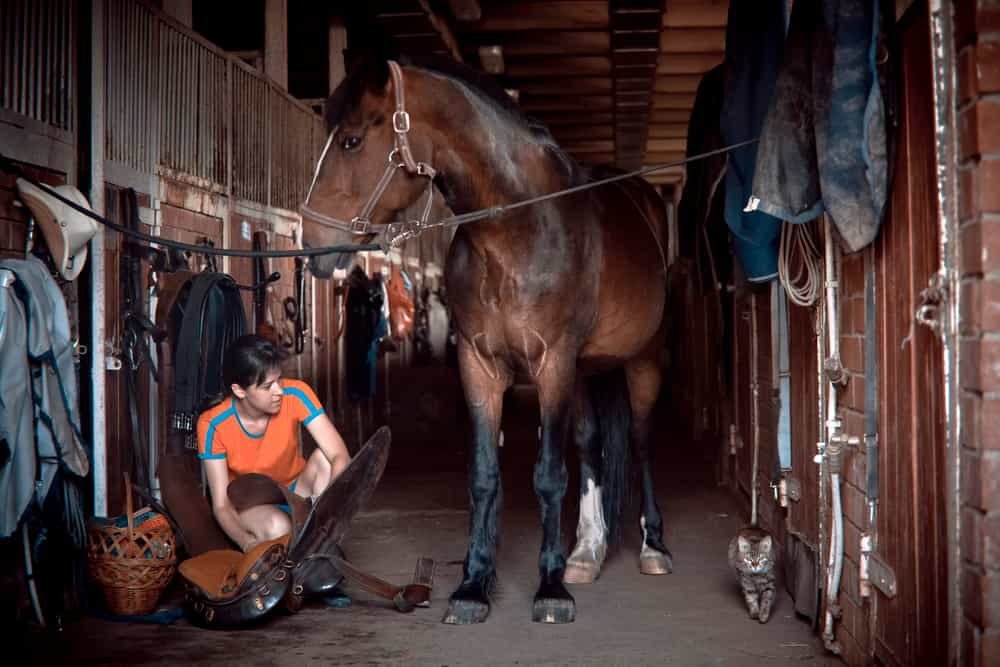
[443,338,510,625]
[532,357,576,623]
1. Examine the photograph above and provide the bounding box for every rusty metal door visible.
[872,3,948,663]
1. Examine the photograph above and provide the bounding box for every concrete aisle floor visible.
[28,371,838,666]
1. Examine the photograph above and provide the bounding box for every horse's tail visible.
[588,368,631,546]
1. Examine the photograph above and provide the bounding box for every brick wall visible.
[0,162,66,260]
[957,2,1000,665]
[832,251,871,665]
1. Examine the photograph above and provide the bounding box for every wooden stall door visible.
[872,3,948,664]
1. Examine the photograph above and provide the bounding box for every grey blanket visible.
[749,0,890,253]
[0,256,88,537]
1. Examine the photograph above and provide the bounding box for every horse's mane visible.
[324,54,580,184]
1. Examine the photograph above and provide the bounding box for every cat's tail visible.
[588,369,631,546]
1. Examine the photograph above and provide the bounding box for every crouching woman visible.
[197,334,350,553]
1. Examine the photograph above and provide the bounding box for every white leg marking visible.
[568,479,607,568]
[639,515,672,574]
[640,516,657,559]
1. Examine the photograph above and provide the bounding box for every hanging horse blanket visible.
[748,0,891,253]
[719,0,787,283]
[677,64,732,291]
[0,256,89,537]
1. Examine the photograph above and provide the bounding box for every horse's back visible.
[576,173,668,366]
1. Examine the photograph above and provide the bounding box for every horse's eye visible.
[341,135,362,152]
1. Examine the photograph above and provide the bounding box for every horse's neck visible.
[423,76,568,212]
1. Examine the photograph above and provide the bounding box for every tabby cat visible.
[728,526,777,623]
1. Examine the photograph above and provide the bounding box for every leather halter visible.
[300,61,437,250]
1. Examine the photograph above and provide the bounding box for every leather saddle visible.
[177,427,434,628]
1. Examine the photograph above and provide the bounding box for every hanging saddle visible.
[177,427,434,628]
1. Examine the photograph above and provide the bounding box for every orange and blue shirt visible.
[196,379,325,487]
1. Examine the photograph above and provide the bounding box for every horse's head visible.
[301,58,435,277]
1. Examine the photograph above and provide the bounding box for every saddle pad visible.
[179,535,289,600]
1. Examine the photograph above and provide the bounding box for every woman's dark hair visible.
[223,334,289,392]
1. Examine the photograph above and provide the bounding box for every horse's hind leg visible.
[443,340,509,625]
[564,379,607,585]
[532,355,577,622]
[626,356,673,575]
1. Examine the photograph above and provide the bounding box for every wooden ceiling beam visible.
[660,28,726,53]
[643,169,684,180]
[506,56,611,77]
[646,138,686,152]
[612,52,658,68]
[535,112,615,126]
[643,170,684,185]
[611,31,660,51]
[610,11,662,32]
[616,76,655,91]
[520,95,613,112]
[645,151,687,164]
[453,1,608,32]
[612,0,663,11]
[653,74,703,93]
[610,0,665,161]
[663,1,729,28]
[561,140,616,153]
[490,31,609,56]
[647,124,690,139]
[655,52,724,74]
[652,93,696,109]
[445,0,481,22]
[551,125,615,141]
[575,152,616,164]
[650,109,692,123]
[517,77,612,94]
[415,0,463,61]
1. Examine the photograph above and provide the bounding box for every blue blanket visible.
[719,0,786,283]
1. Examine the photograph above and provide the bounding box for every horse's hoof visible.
[532,596,576,623]
[442,598,490,625]
[563,561,599,585]
[639,550,673,575]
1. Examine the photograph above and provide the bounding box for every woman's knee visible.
[258,508,292,541]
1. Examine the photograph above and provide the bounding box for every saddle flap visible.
[288,426,390,560]
[178,549,242,600]
[178,536,289,600]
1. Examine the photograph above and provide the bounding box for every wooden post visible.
[264,0,288,89]
[161,0,193,28]
[329,16,347,93]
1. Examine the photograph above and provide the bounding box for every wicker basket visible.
[86,474,177,615]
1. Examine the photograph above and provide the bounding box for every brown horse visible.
[301,57,672,625]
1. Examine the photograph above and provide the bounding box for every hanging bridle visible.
[300,61,437,250]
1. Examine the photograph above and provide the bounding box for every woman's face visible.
[234,368,284,416]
